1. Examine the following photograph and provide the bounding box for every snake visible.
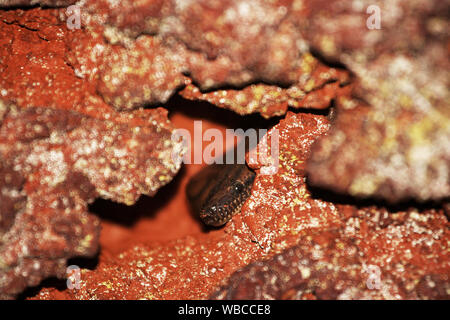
[186,106,336,227]
[186,163,256,227]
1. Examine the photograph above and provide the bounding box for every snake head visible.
[199,180,248,227]
[188,163,256,227]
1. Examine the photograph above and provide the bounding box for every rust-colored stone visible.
[305,0,450,202]
[56,0,350,116]
[212,209,449,299]
[0,8,183,299]
[0,0,75,7]
[0,1,447,300]
[34,112,449,300]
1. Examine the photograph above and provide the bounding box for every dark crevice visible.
[308,47,349,71]
[89,165,186,227]
[182,72,294,93]
[307,182,449,214]
[16,277,66,300]
[164,91,337,131]
[0,4,40,11]
[16,253,100,300]
[164,93,281,131]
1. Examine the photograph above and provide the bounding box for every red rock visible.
[212,208,449,299]
[0,0,75,7]
[34,112,449,300]
[305,0,450,202]
[0,8,183,299]
[179,61,350,118]
[57,0,350,117]
[0,1,447,300]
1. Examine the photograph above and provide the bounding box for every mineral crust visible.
[0,8,183,299]
[0,1,448,300]
[56,0,449,202]
[212,211,449,300]
[56,0,351,116]
[34,113,449,300]
[0,0,75,7]
[304,0,450,202]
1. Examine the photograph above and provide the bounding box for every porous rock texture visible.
[57,0,352,116]
[303,0,450,202]
[0,8,183,299]
[56,0,450,202]
[0,0,75,7]
[34,113,449,300]
[0,0,448,299]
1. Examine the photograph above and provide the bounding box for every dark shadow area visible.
[16,277,67,300]
[307,181,449,215]
[287,105,330,116]
[68,254,100,271]
[182,72,294,92]
[165,93,282,131]
[16,252,100,300]
[89,165,186,227]
[308,47,350,72]
[0,4,40,11]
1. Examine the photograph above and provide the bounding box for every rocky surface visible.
[304,0,450,202]
[0,1,448,299]
[213,111,449,299]
[212,211,449,300]
[80,0,309,89]
[34,113,449,300]
[56,0,352,115]
[65,0,449,202]
[0,0,75,7]
[32,112,332,299]
[179,63,350,119]
[0,8,183,299]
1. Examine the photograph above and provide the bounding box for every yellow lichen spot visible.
[292,0,303,11]
[270,90,281,98]
[304,79,316,92]
[379,119,399,153]
[78,234,93,252]
[349,175,379,196]
[292,197,304,206]
[99,280,114,290]
[339,96,357,110]
[408,117,434,147]
[320,35,337,57]
[398,94,413,108]
[300,53,316,74]
[287,87,305,99]
[142,292,157,300]
[252,86,265,100]
[205,31,220,46]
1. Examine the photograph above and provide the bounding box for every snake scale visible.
[186,163,256,227]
